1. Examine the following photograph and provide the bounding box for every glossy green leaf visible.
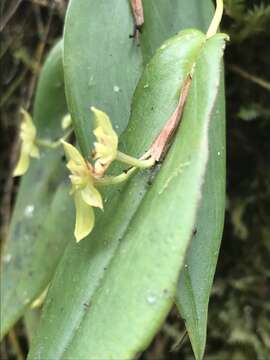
[141,0,213,62]
[141,2,226,358]
[0,41,73,338]
[24,308,41,343]
[175,78,225,360]
[63,0,143,156]
[28,11,227,354]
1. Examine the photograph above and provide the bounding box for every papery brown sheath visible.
[147,75,192,162]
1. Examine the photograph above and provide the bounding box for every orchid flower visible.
[62,140,103,242]
[13,109,39,177]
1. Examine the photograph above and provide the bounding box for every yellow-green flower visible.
[62,140,103,242]
[13,109,39,177]
[91,107,118,177]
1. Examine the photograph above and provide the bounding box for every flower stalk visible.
[116,151,155,169]
[96,166,137,186]
[13,110,73,177]
[206,0,224,39]
[36,128,73,149]
[61,106,157,242]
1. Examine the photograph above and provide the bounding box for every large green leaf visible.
[24,308,41,343]
[141,0,213,62]
[176,78,225,360]
[28,9,227,353]
[0,41,73,338]
[63,0,143,156]
[141,2,226,358]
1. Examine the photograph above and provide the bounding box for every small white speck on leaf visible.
[3,254,12,263]
[24,205,35,217]
[146,294,157,305]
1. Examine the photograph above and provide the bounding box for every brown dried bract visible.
[148,74,192,162]
[131,0,144,28]
[130,0,144,43]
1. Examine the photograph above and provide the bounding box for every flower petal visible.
[91,106,114,135]
[13,150,30,177]
[91,107,118,177]
[30,144,40,159]
[81,184,103,209]
[61,140,85,167]
[92,142,111,159]
[20,108,36,139]
[74,192,95,242]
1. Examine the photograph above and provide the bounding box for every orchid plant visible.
[3,1,227,359]
[14,106,156,241]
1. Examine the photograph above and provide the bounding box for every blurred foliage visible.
[237,103,270,122]
[203,0,270,358]
[1,0,270,359]
[224,0,270,41]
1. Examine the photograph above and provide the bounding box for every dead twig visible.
[170,329,188,352]
[230,64,270,92]
[26,1,55,108]
[0,0,23,31]
[8,328,25,360]
[0,69,28,108]
[0,117,20,244]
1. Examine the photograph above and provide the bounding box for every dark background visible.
[1,0,269,359]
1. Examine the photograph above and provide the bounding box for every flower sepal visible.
[13,108,40,177]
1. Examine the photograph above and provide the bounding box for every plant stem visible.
[116,150,155,168]
[8,329,24,360]
[96,167,137,186]
[36,128,73,149]
[230,64,270,92]
[206,0,223,39]
[0,70,27,107]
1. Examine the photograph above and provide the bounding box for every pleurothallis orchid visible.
[62,107,155,242]
[14,106,156,242]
